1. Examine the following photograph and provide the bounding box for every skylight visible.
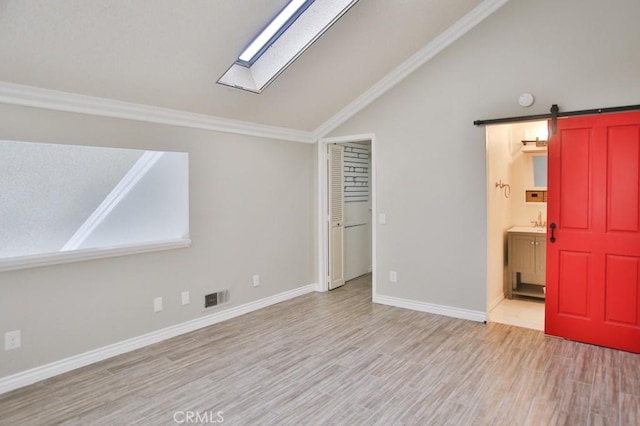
[218,0,359,94]
[237,0,311,65]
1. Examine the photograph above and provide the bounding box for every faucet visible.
[531,210,546,228]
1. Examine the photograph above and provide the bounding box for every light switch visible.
[154,297,163,312]
[379,213,387,225]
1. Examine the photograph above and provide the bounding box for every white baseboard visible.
[374,294,487,323]
[0,283,317,395]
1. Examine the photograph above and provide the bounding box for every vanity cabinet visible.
[507,229,546,299]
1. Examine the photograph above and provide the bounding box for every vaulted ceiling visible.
[0,0,489,132]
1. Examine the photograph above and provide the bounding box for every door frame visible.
[484,122,549,322]
[316,133,377,299]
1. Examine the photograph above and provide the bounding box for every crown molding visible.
[0,0,507,144]
[312,0,510,139]
[0,81,315,143]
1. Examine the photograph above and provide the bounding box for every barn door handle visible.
[550,223,557,243]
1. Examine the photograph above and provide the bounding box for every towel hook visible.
[495,180,510,198]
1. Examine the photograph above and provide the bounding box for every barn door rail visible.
[474,103,640,135]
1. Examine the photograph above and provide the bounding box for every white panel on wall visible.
[344,222,371,281]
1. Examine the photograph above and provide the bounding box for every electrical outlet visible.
[153,297,163,312]
[5,330,21,351]
[181,291,190,305]
[389,270,398,283]
[253,274,260,287]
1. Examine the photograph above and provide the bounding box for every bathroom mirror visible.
[532,155,547,188]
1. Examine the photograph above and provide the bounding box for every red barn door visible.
[546,112,640,353]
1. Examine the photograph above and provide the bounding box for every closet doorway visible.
[317,134,376,298]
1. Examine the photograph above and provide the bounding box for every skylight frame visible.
[217,0,360,94]
[236,0,315,68]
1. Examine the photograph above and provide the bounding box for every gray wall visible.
[330,0,640,312]
[0,104,315,377]
[2,0,639,380]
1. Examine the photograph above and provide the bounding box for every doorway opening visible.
[485,121,548,330]
[317,134,376,299]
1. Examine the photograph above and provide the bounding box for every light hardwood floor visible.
[1,274,639,425]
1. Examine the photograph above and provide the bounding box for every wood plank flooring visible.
[1,274,639,425]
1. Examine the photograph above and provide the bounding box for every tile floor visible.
[489,297,545,331]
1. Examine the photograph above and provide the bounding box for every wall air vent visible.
[204,290,230,308]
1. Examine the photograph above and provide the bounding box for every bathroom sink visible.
[508,226,547,234]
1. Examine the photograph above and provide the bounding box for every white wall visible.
[329,0,640,312]
[0,104,315,378]
[0,141,141,257]
[78,152,190,249]
[486,125,511,310]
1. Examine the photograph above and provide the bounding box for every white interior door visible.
[328,144,345,290]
